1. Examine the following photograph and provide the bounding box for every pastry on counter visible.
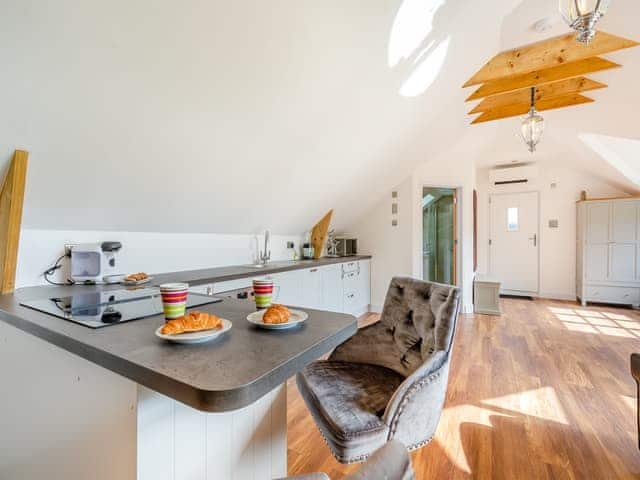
[161,311,222,335]
[263,305,291,324]
[124,272,149,282]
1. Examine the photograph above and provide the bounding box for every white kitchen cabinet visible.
[301,267,323,310]
[358,259,371,308]
[321,264,343,313]
[190,259,372,316]
[577,199,640,307]
[341,259,371,317]
[271,270,303,307]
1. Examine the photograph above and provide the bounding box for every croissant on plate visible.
[263,305,291,324]
[161,311,222,335]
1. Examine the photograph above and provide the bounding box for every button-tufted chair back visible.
[331,277,460,377]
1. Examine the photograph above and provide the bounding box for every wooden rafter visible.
[471,94,594,124]
[0,150,28,294]
[463,30,638,125]
[463,31,638,87]
[469,77,606,114]
[465,57,620,101]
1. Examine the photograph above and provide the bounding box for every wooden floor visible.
[287,298,640,479]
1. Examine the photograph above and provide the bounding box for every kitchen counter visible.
[0,287,356,412]
[0,257,368,479]
[149,255,372,287]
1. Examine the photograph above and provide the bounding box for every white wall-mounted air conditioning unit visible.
[489,164,539,186]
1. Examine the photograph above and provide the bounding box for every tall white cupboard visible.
[577,198,640,307]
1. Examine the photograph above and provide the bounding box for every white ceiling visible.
[1,0,638,235]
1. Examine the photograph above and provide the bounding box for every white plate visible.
[155,318,232,344]
[122,276,153,286]
[246,309,308,330]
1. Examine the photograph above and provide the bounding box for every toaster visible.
[70,242,122,284]
[335,238,358,257]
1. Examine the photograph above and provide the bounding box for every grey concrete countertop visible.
[0,259,364,411]
[149,255,371,287]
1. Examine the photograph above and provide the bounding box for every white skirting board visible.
[0,320,287,480]
[137,385,287,480]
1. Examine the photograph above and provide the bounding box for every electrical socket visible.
[64,244,76,257]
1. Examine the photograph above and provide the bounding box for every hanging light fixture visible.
[520,87,544,153]
[559,0,612,44]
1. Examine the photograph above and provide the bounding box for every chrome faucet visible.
[259,230,271,265]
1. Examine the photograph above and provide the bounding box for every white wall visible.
[347,155,476,313]
[476,163,629,300]
[17,230,301,288]
[345,176,414,311]
[0,0,497,235]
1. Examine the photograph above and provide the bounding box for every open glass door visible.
[422,187,456,285]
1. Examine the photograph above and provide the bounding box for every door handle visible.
[528,234,537,247]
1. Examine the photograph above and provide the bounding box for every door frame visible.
[488,190,541,296]
[420,184,461,286]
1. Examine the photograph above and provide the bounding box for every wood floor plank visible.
[287,298,640,479]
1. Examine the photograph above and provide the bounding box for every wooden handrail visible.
[0,150,28,294]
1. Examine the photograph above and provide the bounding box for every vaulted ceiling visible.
[0,0,638,235]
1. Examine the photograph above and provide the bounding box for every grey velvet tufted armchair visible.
[296,277,461,464]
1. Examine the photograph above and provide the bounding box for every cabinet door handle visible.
[310,268,318,273]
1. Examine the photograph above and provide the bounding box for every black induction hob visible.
[19,288,222,329]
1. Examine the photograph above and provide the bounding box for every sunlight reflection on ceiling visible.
[400,36,450,97]
[388,0,450,98]
[579,133,640,187]
[388,0,446,68]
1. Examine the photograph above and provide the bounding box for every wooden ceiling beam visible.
[471,94,594,124]
[465,57,620,101]
[469,77,606,114]
[0,150,28,294]
[463,31,638,87]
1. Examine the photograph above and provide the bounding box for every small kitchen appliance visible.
[70,242,123,284]
[335,238,358,257]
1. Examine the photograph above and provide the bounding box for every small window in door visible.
[507,207,519,232]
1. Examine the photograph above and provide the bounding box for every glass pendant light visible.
[521,88,544,153]
[560,0,612,44]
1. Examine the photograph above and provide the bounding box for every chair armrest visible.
[381,351,450,448]
[344,440,415,480]
[276,474,329,480]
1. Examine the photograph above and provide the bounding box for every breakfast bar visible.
[0,269,358,480]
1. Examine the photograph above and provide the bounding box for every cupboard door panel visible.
[612,201,637,243]
[586,204,610,244]
[585,244,608,281]
[320,265,343,313]
[272,271,302,307]
[301,268,323,310]
[610,244,636,282]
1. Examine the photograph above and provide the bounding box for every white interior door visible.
[490,192,539,295]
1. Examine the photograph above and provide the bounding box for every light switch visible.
[549,219,559,228]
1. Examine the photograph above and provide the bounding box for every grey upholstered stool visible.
[296,277,461,464]
[281,440,414,480]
